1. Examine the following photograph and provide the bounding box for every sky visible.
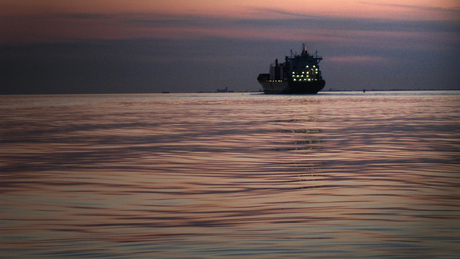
[1,0,459,94]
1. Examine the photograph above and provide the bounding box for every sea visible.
[1,91,459,258]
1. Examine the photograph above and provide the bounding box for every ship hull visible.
[258,80,325,94]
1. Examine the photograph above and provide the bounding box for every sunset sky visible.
[1,0,459,93]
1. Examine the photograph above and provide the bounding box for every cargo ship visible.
[257,44,325,94]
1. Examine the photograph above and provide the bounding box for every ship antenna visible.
[290,49,293,57]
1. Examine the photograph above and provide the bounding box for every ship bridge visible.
[265,44,323,83]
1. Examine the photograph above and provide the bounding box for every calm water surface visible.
[1,91,459,258]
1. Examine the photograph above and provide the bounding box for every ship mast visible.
[302,43,309,57]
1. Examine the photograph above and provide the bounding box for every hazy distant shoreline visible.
[1,89,460,96]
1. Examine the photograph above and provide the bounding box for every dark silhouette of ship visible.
[257,44,325,94]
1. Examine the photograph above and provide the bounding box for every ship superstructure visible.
[257,44,325,94]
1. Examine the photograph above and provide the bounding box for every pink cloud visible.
[328,56,387,63]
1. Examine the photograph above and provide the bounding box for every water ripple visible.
[1,92,459,258]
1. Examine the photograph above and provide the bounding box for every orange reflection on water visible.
[1,92,459,258]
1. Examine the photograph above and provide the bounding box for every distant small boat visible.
[216,87,234,93]
[257,44,326,94]
[162,91,170,94]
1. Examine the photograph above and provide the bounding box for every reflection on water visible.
[1,91,459,258]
